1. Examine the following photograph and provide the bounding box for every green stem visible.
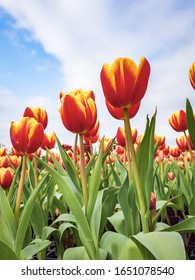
[79,133,88,211]
[183,130,194,162]
[14,154,27,224]
[73,133,78,166]
[33,154,38,187]
[123,108,148,233]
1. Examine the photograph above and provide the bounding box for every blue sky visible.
[0,0,195,148]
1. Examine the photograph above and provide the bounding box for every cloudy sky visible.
[0,0,195,149]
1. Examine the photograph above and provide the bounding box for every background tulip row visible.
[0,58,195,260]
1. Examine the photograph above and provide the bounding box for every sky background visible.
[0,0,195,149]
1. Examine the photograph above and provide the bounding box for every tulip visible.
[189,62,195,90]
[176,135,188,151]
[59,89,97,135]
[168,110,187,132]
[0,156,9,168]
[10,117,44,223]
[167,171,175,180]
[41,133,56,150]
[116,126,137,147]
[100,56,150,108]
[169,147,181,158]
[0,147,6,156]
[10,117,44,154]
[0,167,14,189]
[150,192,156,210]
[23,106,48,129]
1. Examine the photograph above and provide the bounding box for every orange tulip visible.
[23,106,48,129]
[0,147,6,156]
[105,100,140,120]
[10,117,44,154]
[100,57,150,108]
[189,62,195,90]
[0,167,14,189]
[84,131,100,145]
[169,146,181,158]
[0,156,9,168]
[149,192,156,210]
[116,126,137,147]
[169,110,187,132]
[167,171,175,180]
[176,135,188,151]
[59,89,97,134]
[41,133,56,150]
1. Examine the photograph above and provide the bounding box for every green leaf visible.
[15,174,49,255]
[108,211,126,235]
[87,145,103,220]
[63,246,107,260]
[90,187,118,240]
[118,183,140,236]
[132,231,186,260]
[100,231,143,260]
[0,239,19,260]
[0,186,17,245]
[186,98,195,147]
[22,239,51,260]
[55,134,81,192]
[37,156,98,260]
[161,216,195,234]
[136,111,156,209]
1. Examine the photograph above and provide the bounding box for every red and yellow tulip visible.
[23,106,48,129]
[10,117,44,154]
[100,57,150,108]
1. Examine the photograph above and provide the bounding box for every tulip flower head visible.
[0,167,14,189]
[23,106,48,129]
[100,56,150,109]
[41,132,56,150]
[59,89,97,135]
[168,110,187,132]
[189,62,195,90]
[10,117,44,154]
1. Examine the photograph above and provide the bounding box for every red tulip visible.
[10,117,44,154]
[150,192,156,210]
[59,89,97,134]
[169,110,187,132]
[0,167,14,189]
[189,62,195,90]
[23,106,48,129]
[100,57,150,108]
[176,135,188,151]
[41,133,56,150]
[0,147,6,156]
[116,126,137,147]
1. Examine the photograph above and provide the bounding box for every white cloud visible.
[0,0,195,147]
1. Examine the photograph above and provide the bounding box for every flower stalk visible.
[79,133,88,211]
[14,154,27,224]
[123,108,148,233]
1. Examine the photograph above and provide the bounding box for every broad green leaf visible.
[15,174,49,255]
[37,157,98,260]
[108,211,126,235]
[161,216,195,234]
[87,145,103,220]
[55,134,81,192]
[136,111,156,209]
[186,98,195,147]
[0,239,19,260]
[132,231,186,260]
[0,186,17,244]
[118,183,140,236]
[90,187,118,240]
[51,213,76,226]
[22,239,51,260]
[100,231,143,260]
[63,246,107,260]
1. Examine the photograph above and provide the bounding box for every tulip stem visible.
[33,154,38,187]
[73,134,78,166]
[79,134,88,211]
[123,108,148,233]
[14,154,27,224]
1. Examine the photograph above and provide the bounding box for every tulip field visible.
[1,57,195,260]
